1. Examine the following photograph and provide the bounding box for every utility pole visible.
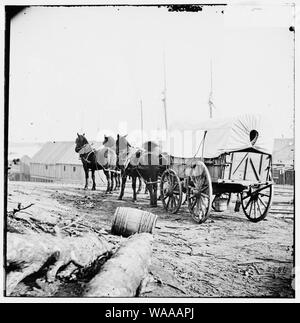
[162,52,168,140]
[81,107,84,133]
[140,99,144,145]
[208,60,215,119]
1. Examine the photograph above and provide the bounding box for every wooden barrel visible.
[111,207,158,237]
[213,197,228,212]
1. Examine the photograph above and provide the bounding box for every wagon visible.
[160,115,274,224]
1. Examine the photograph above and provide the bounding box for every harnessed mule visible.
[75,133,117,193]
[116,135,168,206]
[102,135,121,191]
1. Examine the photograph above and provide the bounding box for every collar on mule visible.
[78,143,93,155]
[78,144,94,164]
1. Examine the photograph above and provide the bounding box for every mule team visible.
[75,133,168,206]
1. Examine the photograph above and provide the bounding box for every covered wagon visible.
[160,114,274,224]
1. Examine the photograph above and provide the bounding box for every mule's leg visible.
[132,175,137,202]
[118,172,127,200]
[109,171,114,193]
[104,170,110,194]
[117,173,121,189]
[113,172,117,191]
[110,172,115,191]
[108,171,114,193]
[91,170,96,191]
[84,167,89,190]
[137,176,142,194]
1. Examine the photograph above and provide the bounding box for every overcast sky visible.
[8,4,294,147]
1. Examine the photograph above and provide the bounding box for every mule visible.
[116,135,168,206]
[75,133,117,193]
[102,135,121,191]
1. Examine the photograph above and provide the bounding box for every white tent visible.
[167,114,273,158]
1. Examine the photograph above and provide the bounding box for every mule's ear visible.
[83,133,85,137]
[124,134,128,138]
[77,133,80,137]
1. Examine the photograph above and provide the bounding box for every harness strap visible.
[78,143,93,155]
[80,150,94,164]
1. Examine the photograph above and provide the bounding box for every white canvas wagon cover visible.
[167,114,273,159]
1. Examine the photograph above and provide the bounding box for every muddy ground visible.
[6,180,294,298]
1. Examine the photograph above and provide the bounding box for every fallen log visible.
[84,233,153,297]
[6,232,112,296]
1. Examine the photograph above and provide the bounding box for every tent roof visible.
[31,141,90,165]
[167,114,273,158]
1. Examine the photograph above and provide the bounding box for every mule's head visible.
[103,135,109,146]
[103,135,116,148]
[75,133,88,153]
[116,134,130,155]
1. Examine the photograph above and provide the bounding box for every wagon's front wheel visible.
[160,169,182,214]
[187,161,213,224]
[241,183,273,222]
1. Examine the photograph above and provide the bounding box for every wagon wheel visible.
[187,161,213,224]
[212,193,231,211]
[160,169,183,214]
[241,183,273,222]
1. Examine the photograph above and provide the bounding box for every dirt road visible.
[6,180,294,298]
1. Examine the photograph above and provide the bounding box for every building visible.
[8,155,31,181]
[30,141,85,183]
[8,142,43,181]
[30,141,107,186]
[272,138,294,185]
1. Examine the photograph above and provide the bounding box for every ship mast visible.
[208,60,216,119]
[140,99,144,145]
[162,52,168,142]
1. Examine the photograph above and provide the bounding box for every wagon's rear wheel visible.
[160,169,182,214]
[187,161,213,224]
[241,183,273,222]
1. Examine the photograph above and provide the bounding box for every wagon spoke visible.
[199,197,207,213]
[259,193,270,198]
[166,197,171,209]
[196,199,202,217]
[163,195,169,200]
[253,201,257,218]
[174,194,179,204]
[255,184,272,194]
[191,197,197,210]
[258,196,267,208]
[242,192,251,200]
[248,200,253,218]
[200,185,209,193]
[170,196,174,209]
[256,200,262,216]
[161,169,183,214]
[244,196,252,210]
[201,192,209,200]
